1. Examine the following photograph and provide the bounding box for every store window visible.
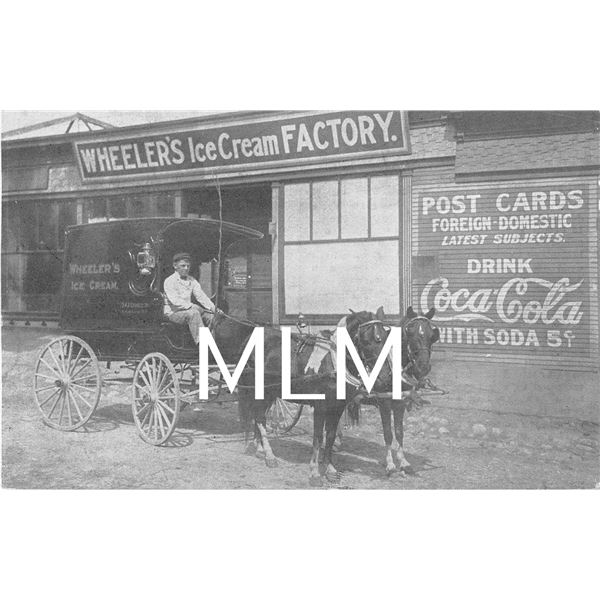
[282,174,402,318]
[83,192,175,223]
[312,181,339,240]
[341,178,368,239]
[283,183,310,241]
[1,199,65,313]
[284,175,400,243]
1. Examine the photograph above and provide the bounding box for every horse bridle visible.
[402,316,436,387]
[352,319,389,370]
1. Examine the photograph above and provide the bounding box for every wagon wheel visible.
[132,353,180,445]
[33,335,102,431]
[266,398,303,435]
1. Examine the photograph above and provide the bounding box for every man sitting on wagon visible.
[163,252,215,344]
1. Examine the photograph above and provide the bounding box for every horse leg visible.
[255,401,278,467]
[323,403,345,483]
[238,389,257,455]
[310,405,325,486]
[379,399,396,475]
[253,421,264,455]
[322,418,343,453]
[392,402,412,474]
[334,418,343,451]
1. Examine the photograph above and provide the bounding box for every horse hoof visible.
[386,465,397,477]
[309,476,323,488]
[265,457,278,468]
[325,471,341,484]
[401,465,414,476]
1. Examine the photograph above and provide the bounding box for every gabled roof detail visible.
[2,112,116,140]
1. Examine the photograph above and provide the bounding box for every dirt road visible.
[2,327,598,489]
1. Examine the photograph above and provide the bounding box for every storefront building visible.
[2,111,599,369]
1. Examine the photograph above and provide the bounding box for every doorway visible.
[183,184,272,323]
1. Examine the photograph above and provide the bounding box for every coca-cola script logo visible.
[420,277,584,325]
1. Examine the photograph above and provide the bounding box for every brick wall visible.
[456,131,600,174]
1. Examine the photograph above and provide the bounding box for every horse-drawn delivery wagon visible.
[32,217,302,445]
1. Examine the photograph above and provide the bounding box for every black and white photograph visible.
[1,6,598,600]
[2,109,598,490]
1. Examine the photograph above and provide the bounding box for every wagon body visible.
[60,218,263,362]
[33,217,304,444]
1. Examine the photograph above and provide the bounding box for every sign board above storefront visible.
[73,111,410,181]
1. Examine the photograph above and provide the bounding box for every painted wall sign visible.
[74,111,410,180]
[413,183,597,360]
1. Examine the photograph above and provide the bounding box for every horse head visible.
[401,306,439,382]
[345,306,392,390]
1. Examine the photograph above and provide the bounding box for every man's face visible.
[174,259,191,278]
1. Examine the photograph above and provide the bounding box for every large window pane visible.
[127,195,147,217]
[156,193,175,216]
[284,240,399,314]
[370,175,399,237]
[109,197,127,219]
[284,183,310,241]
[85,198,108,223]
[340,178,368,239]
[312,181,339,240]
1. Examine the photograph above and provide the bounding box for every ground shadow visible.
[88,400,244,438]
[263,432,435,484]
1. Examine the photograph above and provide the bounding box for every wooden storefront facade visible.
[2,110,598,369]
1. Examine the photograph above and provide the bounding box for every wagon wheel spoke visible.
[156,398,174,423]
[57,390,67,426]
[154,405,167,440]
[64,340,73,378]
[34,336,101,431]
[47,345,66,377]
[156,367,170,395]
[35,372,61,382]
[132,353,180,446]
[67,386,89,421]
[139,403,153,430]
[65,384,74,427]
[69,358,92,381]
[67,346,84,376]
[38,387,62,408]
[67,388,85,423]
[35,383,60,393]
[138,367,153,392]
[46,389,64,419]
[151,408,161,441]
[148,358,159,390]
[70,385,94,409]
[69,381,98,394]
[135,401,152,419]
[156,399,175,415]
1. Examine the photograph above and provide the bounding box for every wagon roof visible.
[66,217,262,239]
[66,217,263,261]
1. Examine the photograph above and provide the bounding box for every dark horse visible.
[364,306,439,475]
[235,307,391,486]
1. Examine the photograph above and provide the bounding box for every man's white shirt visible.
[163,272,215,316]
